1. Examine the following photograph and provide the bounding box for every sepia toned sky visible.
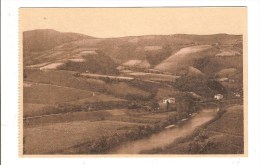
[20,8,247,38]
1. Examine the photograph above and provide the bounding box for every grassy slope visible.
[144,104,244,154]
[24,120,143,154]
[155,45,219,75]
[23,29,93,52]
[24,29,242,68]
[23,108,179,154]
[58,53,119,75]
[24,69,152,100]
[23,29,94,65]
[215,68,238,78]
[23,69,155,117]
[154,46,242,77]
[24,83,94,104]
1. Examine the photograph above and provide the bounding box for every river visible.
[110,108,218,154]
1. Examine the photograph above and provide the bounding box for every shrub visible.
[128,102,142,109]
[176,112,188,120]
[188,132,217,154]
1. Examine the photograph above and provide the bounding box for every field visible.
[155,45,216,74]
[24,82,94,104]
[23,68,180,154]
[24,69,152,100]
[23,103,49,117]
[23,68,244,154]
[24,120,144,154]
[23,80,123,117]
[24,69,108,91]
[23,108,179,154]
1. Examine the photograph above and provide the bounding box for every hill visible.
[23,29,95,65]
[154,45,242,76]
[215,68,238,78]
[155,45,218,75]
[23,29,243,77]
[23,29,94,52]
[58,53,119,75]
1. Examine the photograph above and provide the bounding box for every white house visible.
[234,93,241,98]
[159,97,176,111]
[214,94,223,100]
[163,98,176,104]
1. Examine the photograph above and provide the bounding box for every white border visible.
[1,0,260,165]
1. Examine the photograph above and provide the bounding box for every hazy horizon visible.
[20,8,246,38]
[23,28,243,38]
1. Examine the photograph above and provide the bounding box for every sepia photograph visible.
[20,7,247,156]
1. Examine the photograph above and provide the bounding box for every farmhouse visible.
[163,98,175,104]
[159,98,176,111]
[234,92,241,98]
[214,94,223,100]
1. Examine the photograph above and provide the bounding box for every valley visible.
[23,29,244,154]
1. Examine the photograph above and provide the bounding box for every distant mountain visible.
[23,29,243,77]
[94,34,242,63]
[154,38,242,76]
[23,29,94,53]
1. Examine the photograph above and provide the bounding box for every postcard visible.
[19,7,247,156]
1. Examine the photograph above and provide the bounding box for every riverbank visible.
[141,104,244,154]
[61,106,219,154]
[24,100,242,154]
[109,109,217,154]
[59,111,183,154]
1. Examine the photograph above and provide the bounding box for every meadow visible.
[24,107,180,154]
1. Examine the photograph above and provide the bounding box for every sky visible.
[20,8,247,38]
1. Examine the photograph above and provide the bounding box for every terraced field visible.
[23,108,179,154]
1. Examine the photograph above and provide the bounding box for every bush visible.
[188,132,217,154]
[89,136,109,154]
[176,112,188,120]
[128,102,142,109]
